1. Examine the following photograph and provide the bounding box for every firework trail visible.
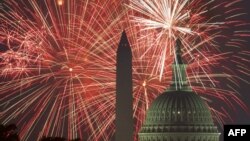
[0,0,249,141]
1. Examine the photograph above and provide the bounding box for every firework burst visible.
[127,0,250,80]
[127,0,250,131]
[0,0,249,141]
[0,0,125,140]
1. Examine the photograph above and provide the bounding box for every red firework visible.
[0,0,249,141]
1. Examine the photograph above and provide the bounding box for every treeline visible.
[0,124,81,141]
[0,124,19,141]
[40,137,81,141]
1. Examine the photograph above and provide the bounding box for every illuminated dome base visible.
[138,91,220,141]
[139,133,219,141]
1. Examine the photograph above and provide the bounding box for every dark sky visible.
[219,0,250,140]
[230,0,250,124]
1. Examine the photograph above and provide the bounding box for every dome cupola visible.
[139,39,220,141]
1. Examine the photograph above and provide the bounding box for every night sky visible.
[226,0,250,124]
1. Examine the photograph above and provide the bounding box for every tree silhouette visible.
[40,136,81,141]
[71,138,81,141]
[40,136,66,141]
[0,124,20,141]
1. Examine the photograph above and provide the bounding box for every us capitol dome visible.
[139,39,220,141]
